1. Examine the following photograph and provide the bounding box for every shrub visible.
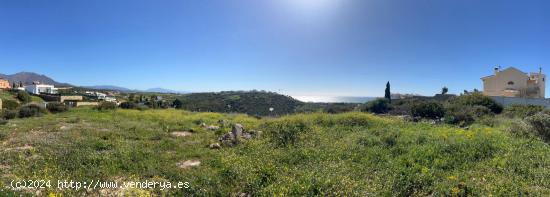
[0,119,7,125]
[445,105,491,126]
[524,113,550,142]
[363,98,391,114]
[506,121,534,138]
[2,99,20,110]
[16,91,32,103]
[503,104,544,118]
[95,102,117,111]
[410,101,445,119]
[2,109,18,120]
[449,93,503,114]
[119,102,137,109]
[18,104,47,118]
[47,102,68,113]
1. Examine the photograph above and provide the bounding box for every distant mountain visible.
[85,85,187,94]
[1,71,187,93]
[0,72,72,87]
[84,85,134,92]
[145,88,188,94]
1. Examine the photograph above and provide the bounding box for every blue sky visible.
[0,0,548,97]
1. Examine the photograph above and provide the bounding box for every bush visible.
[449,93,503,114]
[524,113,550,142]
[18,104,47,118]
[1,99,20,110]
[506,121,534,138]
[445,105,491,126]
[410,101,445,119]
[504,104,544,118]
[363,98,391,114]
[119,102,137,109]
[95,102,117,111]
[47,102,68,113]
[16,91,32,103]
[0,118,7,125]
[2,109,18,120]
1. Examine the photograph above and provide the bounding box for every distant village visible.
[0,80,119,108]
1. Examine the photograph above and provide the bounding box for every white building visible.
[85,91,117,102]
[25,84,58,95]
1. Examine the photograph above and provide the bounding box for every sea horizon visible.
[292,95,377,103]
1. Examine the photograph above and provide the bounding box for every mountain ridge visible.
[0,72,72,87]
[0,71,187,93]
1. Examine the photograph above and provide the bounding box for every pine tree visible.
[441,86,448,95]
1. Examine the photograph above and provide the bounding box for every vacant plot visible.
[0,108,549,196]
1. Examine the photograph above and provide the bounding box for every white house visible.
[25,84,58,95]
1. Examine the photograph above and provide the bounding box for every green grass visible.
[0,90,17,101]
[0,108,549,196]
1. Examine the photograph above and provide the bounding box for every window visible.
[507,81,514,85]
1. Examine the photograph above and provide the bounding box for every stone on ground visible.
[177,160,201,169]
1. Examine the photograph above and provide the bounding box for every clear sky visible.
[0,0,548,97]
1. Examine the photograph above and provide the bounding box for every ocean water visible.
[293,96,377,103]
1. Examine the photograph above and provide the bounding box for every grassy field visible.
[0,108,549,196]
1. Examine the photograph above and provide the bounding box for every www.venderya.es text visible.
[10,180,190,191]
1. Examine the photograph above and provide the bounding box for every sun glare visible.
[280,0,345,21]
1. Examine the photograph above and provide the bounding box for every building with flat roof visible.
[25,83,58,95]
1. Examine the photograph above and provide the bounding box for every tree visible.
[441,86,449,95]
[173,99,183,109]
[384,81,391,103]
[19,81,23,88]
[11,82,16,89]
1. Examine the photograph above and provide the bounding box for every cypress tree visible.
[384,81,391,103]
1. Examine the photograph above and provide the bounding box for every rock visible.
[206,125,220,131]
[59,125,70,131]
[232,124,243,139]
[218,119,227,126]
[171,131,193,137]
[209,143,221,149]
[199,122,207,127]
[219,132,236,147]
[176,160,201,169]
[242,132,252,139]
[236,192,251,197]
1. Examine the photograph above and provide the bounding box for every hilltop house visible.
[481,67,545,98]
[25,81,58,95]
[0,78,9,89]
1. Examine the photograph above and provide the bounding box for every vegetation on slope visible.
[175,91,303,116]
[0,108,549,196]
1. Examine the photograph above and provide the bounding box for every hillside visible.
[0,108,549,196]
[177,91,303,116]
[0,72,72,87]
